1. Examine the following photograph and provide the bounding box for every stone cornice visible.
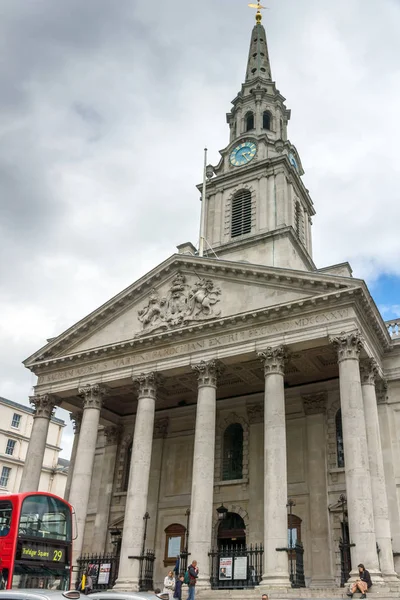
[24,255,392,378]
[24,256,361,368]
[28,286,392,378]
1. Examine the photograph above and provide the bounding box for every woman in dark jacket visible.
[347,564,372,599]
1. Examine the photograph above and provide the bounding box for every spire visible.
[246,3,272,82]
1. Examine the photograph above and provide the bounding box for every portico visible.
[21,252,400,591]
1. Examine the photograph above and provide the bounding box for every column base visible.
[382,572,400,585]
[309,577,336,588]
[113,577,139,592]
[195,576,212,591]
[259,574,291,588]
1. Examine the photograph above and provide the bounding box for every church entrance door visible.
[217,512,246,549]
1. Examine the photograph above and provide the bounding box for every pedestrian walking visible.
[174,573,184,600]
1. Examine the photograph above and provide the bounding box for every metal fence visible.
[208,544,264,589]
[76,553,119,590]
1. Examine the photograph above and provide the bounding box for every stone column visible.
[303,393,334,587]
[146,418,169,551]
[92,426,121,553]
[360,360,398,582]
[69,384,107,567]
[188,359,222,590]
[114,373,158,591]
[258,346,290,588]
[64,411,82,501]
[330,332,382,582]
[19,394,56,493]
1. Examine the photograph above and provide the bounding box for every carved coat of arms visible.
[137,272,221,334]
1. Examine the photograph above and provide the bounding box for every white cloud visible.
[1,0,399,459]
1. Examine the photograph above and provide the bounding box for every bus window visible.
[19,495,71,542]
[0,501,12,537]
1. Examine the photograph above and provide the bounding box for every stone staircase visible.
[196,588,398,600]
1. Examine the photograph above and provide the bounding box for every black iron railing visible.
[76,553,119,590]
[208,544,263,589]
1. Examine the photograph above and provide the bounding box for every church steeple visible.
[245,16,272,82]
[197,7,316,273]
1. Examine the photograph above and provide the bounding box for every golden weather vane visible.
[248,1,266,24]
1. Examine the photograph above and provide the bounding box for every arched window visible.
[263,111,271,130]
[222,423,243,480]
[123,442,132,491]
[245,112,254,131]
[218,512,246,549]
[336,409,345,468]
[164,523,186,567]
[231,189,252,238]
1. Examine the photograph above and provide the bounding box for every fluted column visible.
[360,360,398,582]
[188,359,222,590]
[330,332,382,582]
[69,384,107,567]
[114,373,158,591]
[64,411,82,501]
[92,426,121,553]
[258,346,290,588]
[20,394,56,492]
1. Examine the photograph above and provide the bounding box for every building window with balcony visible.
[5,440,16,456]
[11,414,21,429]
[0,467,11,488]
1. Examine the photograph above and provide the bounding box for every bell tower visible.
[199,5,316,271]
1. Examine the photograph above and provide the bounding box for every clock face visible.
[229,141,257,167]
[289,153,299,171]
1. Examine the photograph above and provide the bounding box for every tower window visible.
[263,111,271,130]
[231,189,252,237]
[245,112,254,131]
[222,423,243,480]
[336,409,345,468]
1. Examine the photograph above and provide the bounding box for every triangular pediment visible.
[24,254,359,367]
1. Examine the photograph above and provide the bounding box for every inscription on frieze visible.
[39,308,350,384]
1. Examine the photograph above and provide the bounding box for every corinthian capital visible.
[78,384,108,410]
[133,372,160,399]
[29,394,56,419]
[330,330,363,363]
[70,411,83,434]
[360,358,379,385]
[258,345,288,376]
[192,359,223,387]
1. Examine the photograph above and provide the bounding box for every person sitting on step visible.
[347,563,372,599]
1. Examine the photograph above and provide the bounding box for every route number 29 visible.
[53,550,63,562]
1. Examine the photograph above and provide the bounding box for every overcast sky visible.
[0,0,399,459]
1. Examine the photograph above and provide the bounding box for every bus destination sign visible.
[17,541,67,563]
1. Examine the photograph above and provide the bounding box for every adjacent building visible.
[0,396,68,497]
[19,6,400,596]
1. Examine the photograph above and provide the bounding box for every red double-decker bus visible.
[0,492,73,590]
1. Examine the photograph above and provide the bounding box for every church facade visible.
[22,8,400,594]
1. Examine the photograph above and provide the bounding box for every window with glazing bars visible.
[231,190,252,238]
[11,413,21,429]
[5,440,16,456]
[0,467,11,487]
[222,423,243,480]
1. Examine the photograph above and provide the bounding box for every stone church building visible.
[22,7,400,595]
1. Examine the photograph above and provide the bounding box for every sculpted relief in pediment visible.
[137,272,221,335]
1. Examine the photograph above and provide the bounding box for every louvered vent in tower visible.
[231,189,252,238]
